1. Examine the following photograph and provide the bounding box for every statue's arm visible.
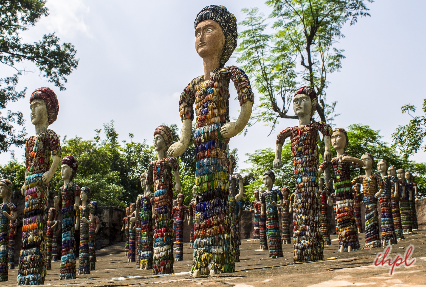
[168,119,192,157]
[42,155,60,184]
[220,101,253,139]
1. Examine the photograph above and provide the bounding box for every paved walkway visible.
[4,230,426,286]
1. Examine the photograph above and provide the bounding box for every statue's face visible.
[154,134,166,152]
[397,170,405,180]
[354,184,360,192]
[177,196,184,205]
[388,166,396,176]
[254,192,259,200]
[331,131,346,150]
[282,190,289,199]
[140,175,146,190]
[361,154,373,170]
[195,20,225,60]
[293,94,312,118]
[126,207,130,216]
[80,192,88,202]
[30,98,48,126]
[130,205,135,213]
[405,172,412,182]
[61,164,73,181]
[262,175,273,189]
[0,184,6,199]
[377,161,387,173]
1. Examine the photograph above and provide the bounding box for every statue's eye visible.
[196,32,201,38]
[206,28,213,33]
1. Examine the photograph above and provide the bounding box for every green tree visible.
[0,0,79,152]
[241,141,294,202]
[236,0,372,130]
[392,100,426,160]
[49,121,155,208]
[0,159,25,198]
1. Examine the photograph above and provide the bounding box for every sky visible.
[1,0,425,171]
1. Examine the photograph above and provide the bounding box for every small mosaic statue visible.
[274,86,331,262]
[188,186,197,248]
[172,194,188,261]
[250,190,261,240]
[318,178,331,246]
[122,207,130,257]
[54,155,80,280]
[260,171,283,258]
[377,159,397,246]
[168,5,254,277]
[18,87,61,285]
[4,181,17,270]
[128,203,137,263]
[397,169,411,234]
[146,125,181,275]
[77,187,93,274]
[136,173,153,270]
[406,172,418,231]
[319,128,361,253]
[353,183,362,233]
[45,208,58,270]
[388,166,403,240]
[89,201,100,271]
[352,154,383,249]
[259,190,268,251]
[280,187,292,245]
[0,179,17,282]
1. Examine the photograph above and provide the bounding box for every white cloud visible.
[25,0,92,40]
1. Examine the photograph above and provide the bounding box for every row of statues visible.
[0,4,421,284]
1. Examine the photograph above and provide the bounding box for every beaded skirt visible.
[354,193,362,232]
[0,203,9,282]
[262,190,283,258]
[139,196,153,270]
[8,219,16,269]
[364,196,380,248]
[45,222,54,270]
[380,176,396,245]
[79,207,90,275]
[391,196,403,240]
[18,174,47,285]
[252,201,261,240]
[400,199,412,233]
[128,227,136,262]
[282,200,291,244]
[89,229,96,270]
[259,215,268,249]
[319,190,330,245]
[410,200,418,230]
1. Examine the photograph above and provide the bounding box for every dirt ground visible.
[4,230,426,286]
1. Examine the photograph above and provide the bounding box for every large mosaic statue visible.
[0,179,17,282]
[319,128,361,253]
[352,154,383,249]
[406,172,418,231]
[89,201,100,271]
[78,187,93,274]
[146,125,181,275]
[388,166,403,240]
[136,173,153,270]
[261,171,283,258]
[250,190,261,240]
[228,155,244,262]
[54,155,80,280]
[274,86,331,262]
[172,194,188,261]
[6,183,17,271]
[168,5,254,276]
[377,159,397,246]
[397,169,411,234]
[18,87,61,285]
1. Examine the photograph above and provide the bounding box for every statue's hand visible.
[21,184,27,196]
[54,196,60,206]
[272,201,277,207]
[42,171,51,184]
[273,159,283,169]
[220,122,238,139]
[235,193,243,202]
[175,182,181,193]
[374,191,381,199]
[324,151,332,162]
[168,142,186,157]
[81,217,89,224]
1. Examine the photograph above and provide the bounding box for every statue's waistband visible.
[24,173,44,189]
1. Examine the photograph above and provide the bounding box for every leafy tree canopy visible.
[392,99,426,160]
[236,0,372,131]
[0,0,79,153]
